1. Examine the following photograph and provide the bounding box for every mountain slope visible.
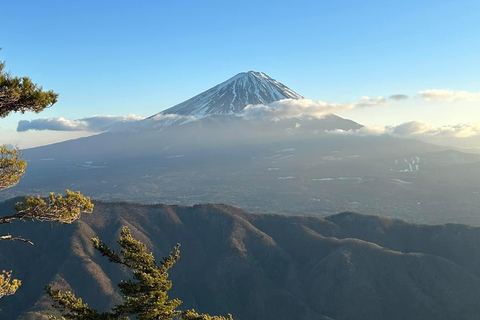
[151,71,303,117]
[1,200,480,320]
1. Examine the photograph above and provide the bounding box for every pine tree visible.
[46,226,233,320]
[0,60,58,117]
[0,55,94,298]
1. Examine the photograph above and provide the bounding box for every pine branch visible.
[0,234,33,245]
[0,62,58,118]
[0,145,26,191]
[0,190,94,225]
[0,270,21,299]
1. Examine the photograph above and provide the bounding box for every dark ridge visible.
[1,200,480,320]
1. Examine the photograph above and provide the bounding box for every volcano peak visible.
[154,71,303,118]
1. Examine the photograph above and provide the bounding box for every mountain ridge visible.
[1,200,480,320]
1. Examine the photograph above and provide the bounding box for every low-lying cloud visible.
[328,121,480,138]
[242,97,386,120]
[150,113,197,123]
[15,87,478,133]
[147,113,200,130]
[391,121,480,138]
[326,126,387,137]
[419,89,480,102]
[17,118,84,132]
[17,114,144,132]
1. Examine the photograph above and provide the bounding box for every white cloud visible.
[326,125,387,136]
[390,121,438,136]
[355,96,387,108]
[147,113,200,130]
[326,121,480,138]
[391,121,480,138]
[151,113,197,123]
[17,114,144,132]
[242,97,386,120]
[419,89,480,102]
[17,117,86,132]
[81,114,145,132]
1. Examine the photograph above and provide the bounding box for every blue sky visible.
[1,0,479,147]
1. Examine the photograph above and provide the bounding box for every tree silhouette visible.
[0,55,93,298]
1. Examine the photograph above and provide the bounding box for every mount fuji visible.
[142,71,360,134]
[151,71,303,118]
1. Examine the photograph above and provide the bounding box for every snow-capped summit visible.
[152,71,303,118]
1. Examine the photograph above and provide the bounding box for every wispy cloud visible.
[326,126,387,136]
[389,94,409,101]
[391,121,480,138]
[147,113,200,130]
[327,121,480,138]
[151,113,197,123]
[17,114,144,132]
[419,89,480,102]
[242,97,386,120]
[355,96,387,107]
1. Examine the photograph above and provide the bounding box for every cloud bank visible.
[419,89,480,102]
[150,113,198,123]
[328,121,480,138]
[17,118,84,132]
[17,114,144,132]
[391,121,480,138]
[242,97,386,120]
[15,87,477,134]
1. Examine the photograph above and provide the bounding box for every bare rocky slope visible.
[1,199,480,320]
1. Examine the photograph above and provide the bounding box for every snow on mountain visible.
[150,71,303,118]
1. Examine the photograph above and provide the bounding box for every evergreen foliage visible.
[0,61,58,118]
[46,226,233,320]
[0,270,21,299]
[0,145,26,191]
[0,57,93,298]
[11,190,94,224]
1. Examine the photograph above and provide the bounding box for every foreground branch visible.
[0,190,94,225]
[0,62,58,118]
[0,234,33,245]
[0,145,26,191]
[0,270,21,299]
